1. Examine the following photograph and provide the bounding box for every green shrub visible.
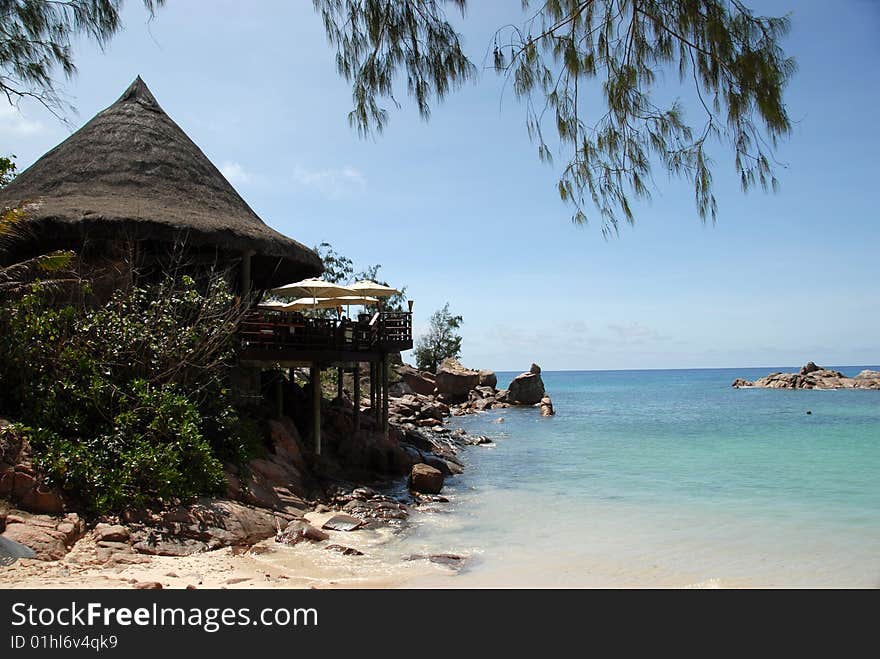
[0,275,263,514]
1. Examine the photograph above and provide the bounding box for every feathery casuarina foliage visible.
[414,302,462,373]
[314,0,794,233]
[0,0,163,114]
[313,0,475,136]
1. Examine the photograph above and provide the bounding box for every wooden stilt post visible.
[337,366,344,401]
[311,363,321,456]
[240,249,255,302]
[370,362,377,418]
[353,364,361,432]
[274,377,283,418]
[375,360,382,423]
[382,353,389,438]
[367,363,372,413]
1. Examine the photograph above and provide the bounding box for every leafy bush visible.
[0,275,263,513]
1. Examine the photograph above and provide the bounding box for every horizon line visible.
[478,363,880,374]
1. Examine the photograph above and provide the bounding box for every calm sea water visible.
[394,367,880,588]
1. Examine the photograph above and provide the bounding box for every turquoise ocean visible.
[394,366,880,587]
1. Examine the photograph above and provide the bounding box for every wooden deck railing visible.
[238,309,413,355]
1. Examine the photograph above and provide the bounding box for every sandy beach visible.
[0,510,451,590]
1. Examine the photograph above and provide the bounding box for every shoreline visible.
[1,383,496,589]
[6,364,880,589]
[0,519,440,590]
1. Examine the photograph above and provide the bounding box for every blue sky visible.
[1,1,878,371]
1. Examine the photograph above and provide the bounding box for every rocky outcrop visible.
[339,492,410,522]
[0,368,480,564]
[408,463,444,494]
[396,364,437,396]
[389,393,449,427]
[478,370,497,388]
[434,358,481,401]
[0,498,293,562]
[93,523,130,543]
[110,498,297,558]
[152,499,292,549]
[0,511,84,561]
[416,361,555,416]
[733,363,880,390]
[0,426,67,515]
[507,366,546,404]
[223,417,309,516]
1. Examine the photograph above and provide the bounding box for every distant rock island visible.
[733,362,880,390]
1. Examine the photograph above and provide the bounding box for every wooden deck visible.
[237,309,412,364]
[237,308,410,452]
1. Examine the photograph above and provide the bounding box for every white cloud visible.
[292,164,366,199]
[605,321,668,344]
[0,104,45,137]
[220,160,253,186]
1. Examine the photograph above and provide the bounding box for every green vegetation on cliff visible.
[0,275,261,513]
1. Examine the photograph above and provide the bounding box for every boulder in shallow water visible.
[507,371,545,405]
[325,544,363,556]
[275,520,329,545]
[408,463,444,494]
[404,553,465,568]
[321,514,365,532]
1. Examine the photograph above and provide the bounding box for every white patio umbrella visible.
[269,278,356,303]
[288,295,379,316]
[256,299,300,311]
[348,279,400,298]
[286,295,377,309]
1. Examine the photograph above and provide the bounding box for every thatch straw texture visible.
[0,77,322,288]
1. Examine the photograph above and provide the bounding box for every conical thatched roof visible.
[0,77,322,288]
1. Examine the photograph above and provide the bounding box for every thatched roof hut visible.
[0,77,322,289]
